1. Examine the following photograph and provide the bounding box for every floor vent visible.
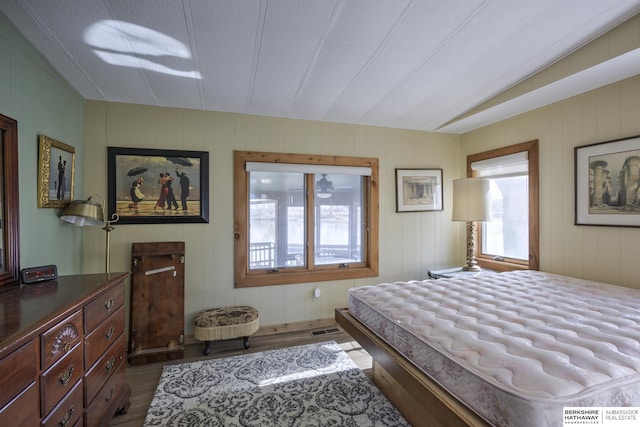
[310,327,342,337]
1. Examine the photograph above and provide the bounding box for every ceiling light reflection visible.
[84,19,201,79]
[94,51,201,79]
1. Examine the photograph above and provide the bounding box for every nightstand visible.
[427,266,497,280]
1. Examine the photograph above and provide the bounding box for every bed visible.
[335,270,640,427]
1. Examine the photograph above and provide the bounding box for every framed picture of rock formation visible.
[395,168,443,212]
[575,135,640,227]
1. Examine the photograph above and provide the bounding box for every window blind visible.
[471,151,527,178]
[245,162,372,176]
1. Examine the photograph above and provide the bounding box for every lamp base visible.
[461,262,482,272]
[462,221,482,272]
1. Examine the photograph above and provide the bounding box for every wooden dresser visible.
[0,272,131,427]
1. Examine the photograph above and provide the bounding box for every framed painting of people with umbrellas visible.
[107,147,209,224]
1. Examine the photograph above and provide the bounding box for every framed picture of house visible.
[107,147,209,224]
[395,168,443,212]
[575,135,640,227]
[38,135,75,208]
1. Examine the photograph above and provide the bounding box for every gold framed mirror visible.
[0,114,20,287]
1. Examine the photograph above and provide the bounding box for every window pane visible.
[249,171,305,269]
[482,176,528,260]
[314,174,363,265]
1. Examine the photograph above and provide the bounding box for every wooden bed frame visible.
[335,308,490,427]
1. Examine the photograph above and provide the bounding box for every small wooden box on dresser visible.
[0,272,131,427]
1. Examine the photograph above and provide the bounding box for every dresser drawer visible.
[41,342,83,416]
[42,310,83,370]
[84,305,125,369]
[84,283,125,334]
[41,379,83,427]
[84,334,125,406]
[0,340,36,408]
[0,382,39,427]
[84,362,126,427]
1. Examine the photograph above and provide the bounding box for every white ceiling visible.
[3,0,640,134]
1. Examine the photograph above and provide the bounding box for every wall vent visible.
[310,327,342,337]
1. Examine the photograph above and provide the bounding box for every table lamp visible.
[452,178,491,272]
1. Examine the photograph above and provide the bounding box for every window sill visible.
[477,258,531,272]
[235,266,378,287]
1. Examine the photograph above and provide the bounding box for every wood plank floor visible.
[109,328,371,427]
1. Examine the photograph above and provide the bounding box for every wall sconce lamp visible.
[59,194,119,274]
[452,178,491,272]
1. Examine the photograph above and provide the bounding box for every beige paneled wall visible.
[460,75,640,289]
[84,101,460,332]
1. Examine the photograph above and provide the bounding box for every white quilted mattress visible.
[348,270,640,426]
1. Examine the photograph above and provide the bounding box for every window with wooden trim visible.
[234,151,379,287]
[467,140,539,271]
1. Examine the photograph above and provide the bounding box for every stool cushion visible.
[193,306,259,342]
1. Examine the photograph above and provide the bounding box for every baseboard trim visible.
[184,317,337,346]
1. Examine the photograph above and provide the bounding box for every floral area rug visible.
[143,340,410,426]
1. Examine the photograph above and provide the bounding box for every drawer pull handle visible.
[105,298,114,311]
[58,365,74,386]
[105,388,114,402]
[106,357,116,372]
[59,406,74,427]
[105,326,115,340]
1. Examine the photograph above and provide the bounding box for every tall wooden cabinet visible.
[128,242,185,365]
[0,272,131,427]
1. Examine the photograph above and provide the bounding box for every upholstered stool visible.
[193,306,260,355]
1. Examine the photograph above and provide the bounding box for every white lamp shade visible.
[452,178,491,222]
